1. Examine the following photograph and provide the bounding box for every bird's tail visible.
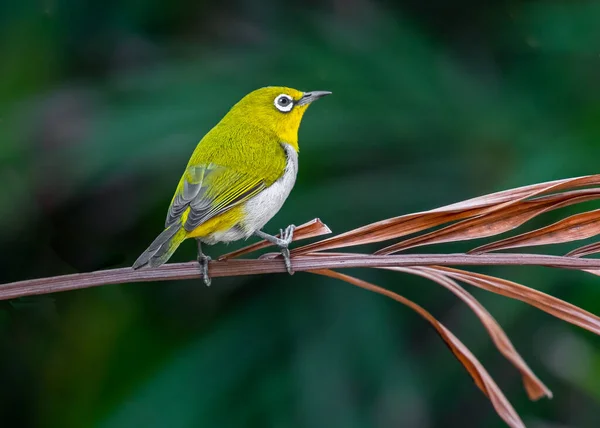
[133,223,187,269]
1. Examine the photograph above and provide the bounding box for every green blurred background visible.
[2,0,600,426]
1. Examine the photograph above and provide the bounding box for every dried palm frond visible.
[6,174,600,427]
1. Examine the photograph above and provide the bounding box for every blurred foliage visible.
[2,0,600,427]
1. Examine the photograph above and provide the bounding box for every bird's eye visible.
[274,94,294,112]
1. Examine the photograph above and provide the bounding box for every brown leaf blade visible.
[293,175,600,255]
[470,209,600,254]
[217,218,332,260]
[429,175,600,211]
[565,241,600,258]
[377,189,600,255]
[431,267,600,336]
[313,269,525,428]
[293,211,472,255]
[385,266,551,400]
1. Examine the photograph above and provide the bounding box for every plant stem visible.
[2,253,600,301]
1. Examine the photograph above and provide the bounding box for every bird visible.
[133,86,331,285]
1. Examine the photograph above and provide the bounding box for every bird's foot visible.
[198,254,212,287]
[254,225,296,275]
[278,224,295,275]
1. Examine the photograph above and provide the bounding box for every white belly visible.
[203,143,298,244]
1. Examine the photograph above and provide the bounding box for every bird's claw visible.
[254,225,296,275]
[198,254,212,287]
[278,224,295,275]
[279,224,295,246]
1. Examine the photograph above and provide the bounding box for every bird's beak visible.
[296,90,332,106]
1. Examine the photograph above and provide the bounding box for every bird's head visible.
[222,86,331,150]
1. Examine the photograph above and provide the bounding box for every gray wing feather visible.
[183,181,264,232]
[165,166,209,227]
[165,164,266,233]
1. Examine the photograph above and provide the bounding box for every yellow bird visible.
[133,86,331,285]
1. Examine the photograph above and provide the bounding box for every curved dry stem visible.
[430,266,600,335]
[312,269,526,428]
[385,266,551,400]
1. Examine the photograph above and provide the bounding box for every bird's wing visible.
[165,164,267,232]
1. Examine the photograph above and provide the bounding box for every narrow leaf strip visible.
[292,211,474,255]
[431,267,600,336]
[386,266,551,400]
[429,175,600,212]
[565,241,600,258]
[470,209,600,254]
[313,269,525,428]
[377,189,600,255]
[218,218,332,260]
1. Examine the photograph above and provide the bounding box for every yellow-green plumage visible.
[133,86,330,269]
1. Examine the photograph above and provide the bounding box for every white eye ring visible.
[274,94,294,112]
